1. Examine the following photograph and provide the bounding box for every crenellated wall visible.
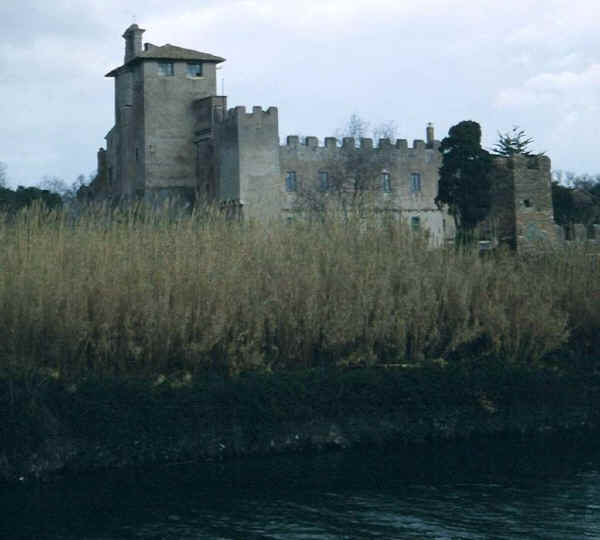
[213,105,285,220]
[96,26,570,248]
[279,132,452,242]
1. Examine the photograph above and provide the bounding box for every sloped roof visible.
[106,44,225,77]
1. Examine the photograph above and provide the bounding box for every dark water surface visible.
[3,435,600,539]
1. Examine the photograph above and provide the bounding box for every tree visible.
[551,170,600,227]
[493,126,538,157]
[0,162,7,188]
[435,120,492,242]
[294,114,396,216]
[37,173,91,205]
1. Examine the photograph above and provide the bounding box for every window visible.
[318,171,329,191]
[158,61,174,76]
[285,171,297,192]
[381,171,391,192]
[523,199,532,208]
[411,216,421,231]
[187,62,203,77]
[410,172,421,193]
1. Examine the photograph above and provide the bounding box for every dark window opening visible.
[318,171,329,191]
[187,62,203,77]
[158,61,175,76]
[382,172,391,192]
[410,172,421,193]
[411,216,421,231]
[285,171,297,192]
[523,199,531,207]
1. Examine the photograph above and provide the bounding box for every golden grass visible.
[0,203,597,377]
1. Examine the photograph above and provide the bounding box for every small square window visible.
[411,216,421,231]
[318,171,329,191]
[158,61,174,76]
[285,171,297,192]
[187,62,203,77]
[410,172,421,193]
[381,172,391,192]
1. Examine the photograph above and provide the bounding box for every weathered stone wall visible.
[484,155,556,249]
[486,158,517,247]
[214,111,240,202]
[235,106,286,220]
[212,106,285,219]
[114,68,137,196]
[279,133,453,242]
[193,96,227,202]
[143,60,217,193]
[511,155,556,249]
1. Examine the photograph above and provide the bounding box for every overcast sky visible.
[1,0,600,188]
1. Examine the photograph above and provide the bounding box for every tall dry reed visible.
[0,203,596,377]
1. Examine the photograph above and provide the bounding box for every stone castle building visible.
[89,24,557,248]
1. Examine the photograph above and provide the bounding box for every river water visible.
[3,435,600,539]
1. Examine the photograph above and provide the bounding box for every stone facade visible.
[91,25,558,248]
[88,25,455,242]
[485,155,556,250]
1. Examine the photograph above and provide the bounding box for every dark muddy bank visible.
[2,365,598,484]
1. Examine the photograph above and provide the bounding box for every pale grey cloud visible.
[1,0,600,187]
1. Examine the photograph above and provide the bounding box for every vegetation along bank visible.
[1,206,599,482]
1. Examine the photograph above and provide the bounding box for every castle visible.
[89,24,558,248]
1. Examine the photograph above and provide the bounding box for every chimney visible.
[426,123,434,147]
[123,24,146,63]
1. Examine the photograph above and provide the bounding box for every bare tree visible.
[294,114,396,217]
[0,162,7,188]
[37,173,91,204]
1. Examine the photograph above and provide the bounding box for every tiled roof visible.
[106,44,225,77]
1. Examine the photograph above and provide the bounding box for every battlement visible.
[493,154,552,172]
[281,135,438,154]
[225,105,278,121]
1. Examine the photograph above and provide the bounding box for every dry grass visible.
[0,203,597,378]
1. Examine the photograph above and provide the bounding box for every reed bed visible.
[0,204,597,378]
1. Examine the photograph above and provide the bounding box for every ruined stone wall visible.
[486,158,517,247]
[485,155,556,249]
[511,155,555,249]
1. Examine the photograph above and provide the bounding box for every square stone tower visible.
[104,24,225,199]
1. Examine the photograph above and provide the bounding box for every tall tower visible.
[104,25,225,199]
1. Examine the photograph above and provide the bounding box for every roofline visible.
[105,54,225,78]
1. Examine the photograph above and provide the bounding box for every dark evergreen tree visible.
[493,126,536,156]
[435,121,492,242]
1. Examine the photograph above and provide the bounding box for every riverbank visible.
[3,363,598,484]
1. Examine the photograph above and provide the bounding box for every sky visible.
[1,0,600,188]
